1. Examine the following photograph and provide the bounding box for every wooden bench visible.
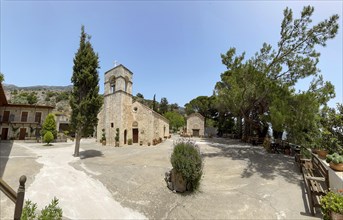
[302,155,329,216]
[294,146,310,173]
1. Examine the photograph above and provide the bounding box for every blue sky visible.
[1,1,342,108]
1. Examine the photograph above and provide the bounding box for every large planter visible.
[331,211,343,220]
[318,150,328,159]
[171,169,187,193]
[311,148,319,154]
[329,162,343,172]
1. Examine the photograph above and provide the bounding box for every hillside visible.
[3,84,184,118]
[3,84,73,115]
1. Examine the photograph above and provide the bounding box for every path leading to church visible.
[8,141,146,219]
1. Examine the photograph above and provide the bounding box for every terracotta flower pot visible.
[329,162,343,172]
[317,150,328,159]
[311,148,319,154]
[331,211,343,220]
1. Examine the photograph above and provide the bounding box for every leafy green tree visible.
[56,91,70,102]
[41,113,57,139]
[152,94,158,112]
[0,72,4,82]
[27,92,38,104]
[44,131,54,145]
[164,111,185,132]
[169,103,179,112]
[319,104,343,154]
[136,93,144,99]
[215,6,339,141]
[185,95,217,126]
[70,25,102,157]
[159,97,169,114]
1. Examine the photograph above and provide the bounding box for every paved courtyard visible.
[1,136,321,219]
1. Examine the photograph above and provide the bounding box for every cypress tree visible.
[70,25,102,157]
[41,113,57,139]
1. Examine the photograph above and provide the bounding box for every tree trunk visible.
[74,131,82,157]
[237,116,242,139]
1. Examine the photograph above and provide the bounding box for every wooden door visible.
[124,130,127,144]
[1,128,8,140]
[192,129,200,137]
[132,129,139,143]
[19,128,26,140]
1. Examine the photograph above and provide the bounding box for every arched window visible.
[110,77,116,93]
[124,77,129,92]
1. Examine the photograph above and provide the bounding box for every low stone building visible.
[54,112,70,133]
[186,113,205,137]
[97,64,169,146]
[0,83,54,140]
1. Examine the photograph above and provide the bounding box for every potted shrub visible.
[166,139,203,193]
[326,153,343,171]
[317,145,330,159]
[128,138,133,145]
[101,129,106,145]
[115,128,120,147]
[320,190,343,220]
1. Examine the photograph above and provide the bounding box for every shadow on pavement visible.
[0,141,14,177]
[79,149,103,160]
[201,138,301,185]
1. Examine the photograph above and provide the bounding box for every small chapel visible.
[97,64,169,146]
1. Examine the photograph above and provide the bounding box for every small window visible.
[133,107,138,113]
[110,77,116,93]
[111,123,114,128]
[35,112,42,123]
[21,112,28,122]
[3,111,10,122]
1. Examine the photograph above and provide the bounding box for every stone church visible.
[97,64,169,146]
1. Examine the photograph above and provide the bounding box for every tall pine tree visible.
[70,26,102,157]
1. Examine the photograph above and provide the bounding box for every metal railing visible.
[0,175,27,220]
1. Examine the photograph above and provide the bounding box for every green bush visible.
[171,139,203,191]
[44,131,54,145]
[101,129,106,142]
[321,190,343,220]
[128,138,132,145]
[39,197,63,220]
[115,128,119,142]
[21,200,37,220]
[41,113,57,139]
[21,197,63,220]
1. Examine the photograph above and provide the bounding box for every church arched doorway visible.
[124,129,127,144]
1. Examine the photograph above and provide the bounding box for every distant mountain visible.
[3,84,73,91]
